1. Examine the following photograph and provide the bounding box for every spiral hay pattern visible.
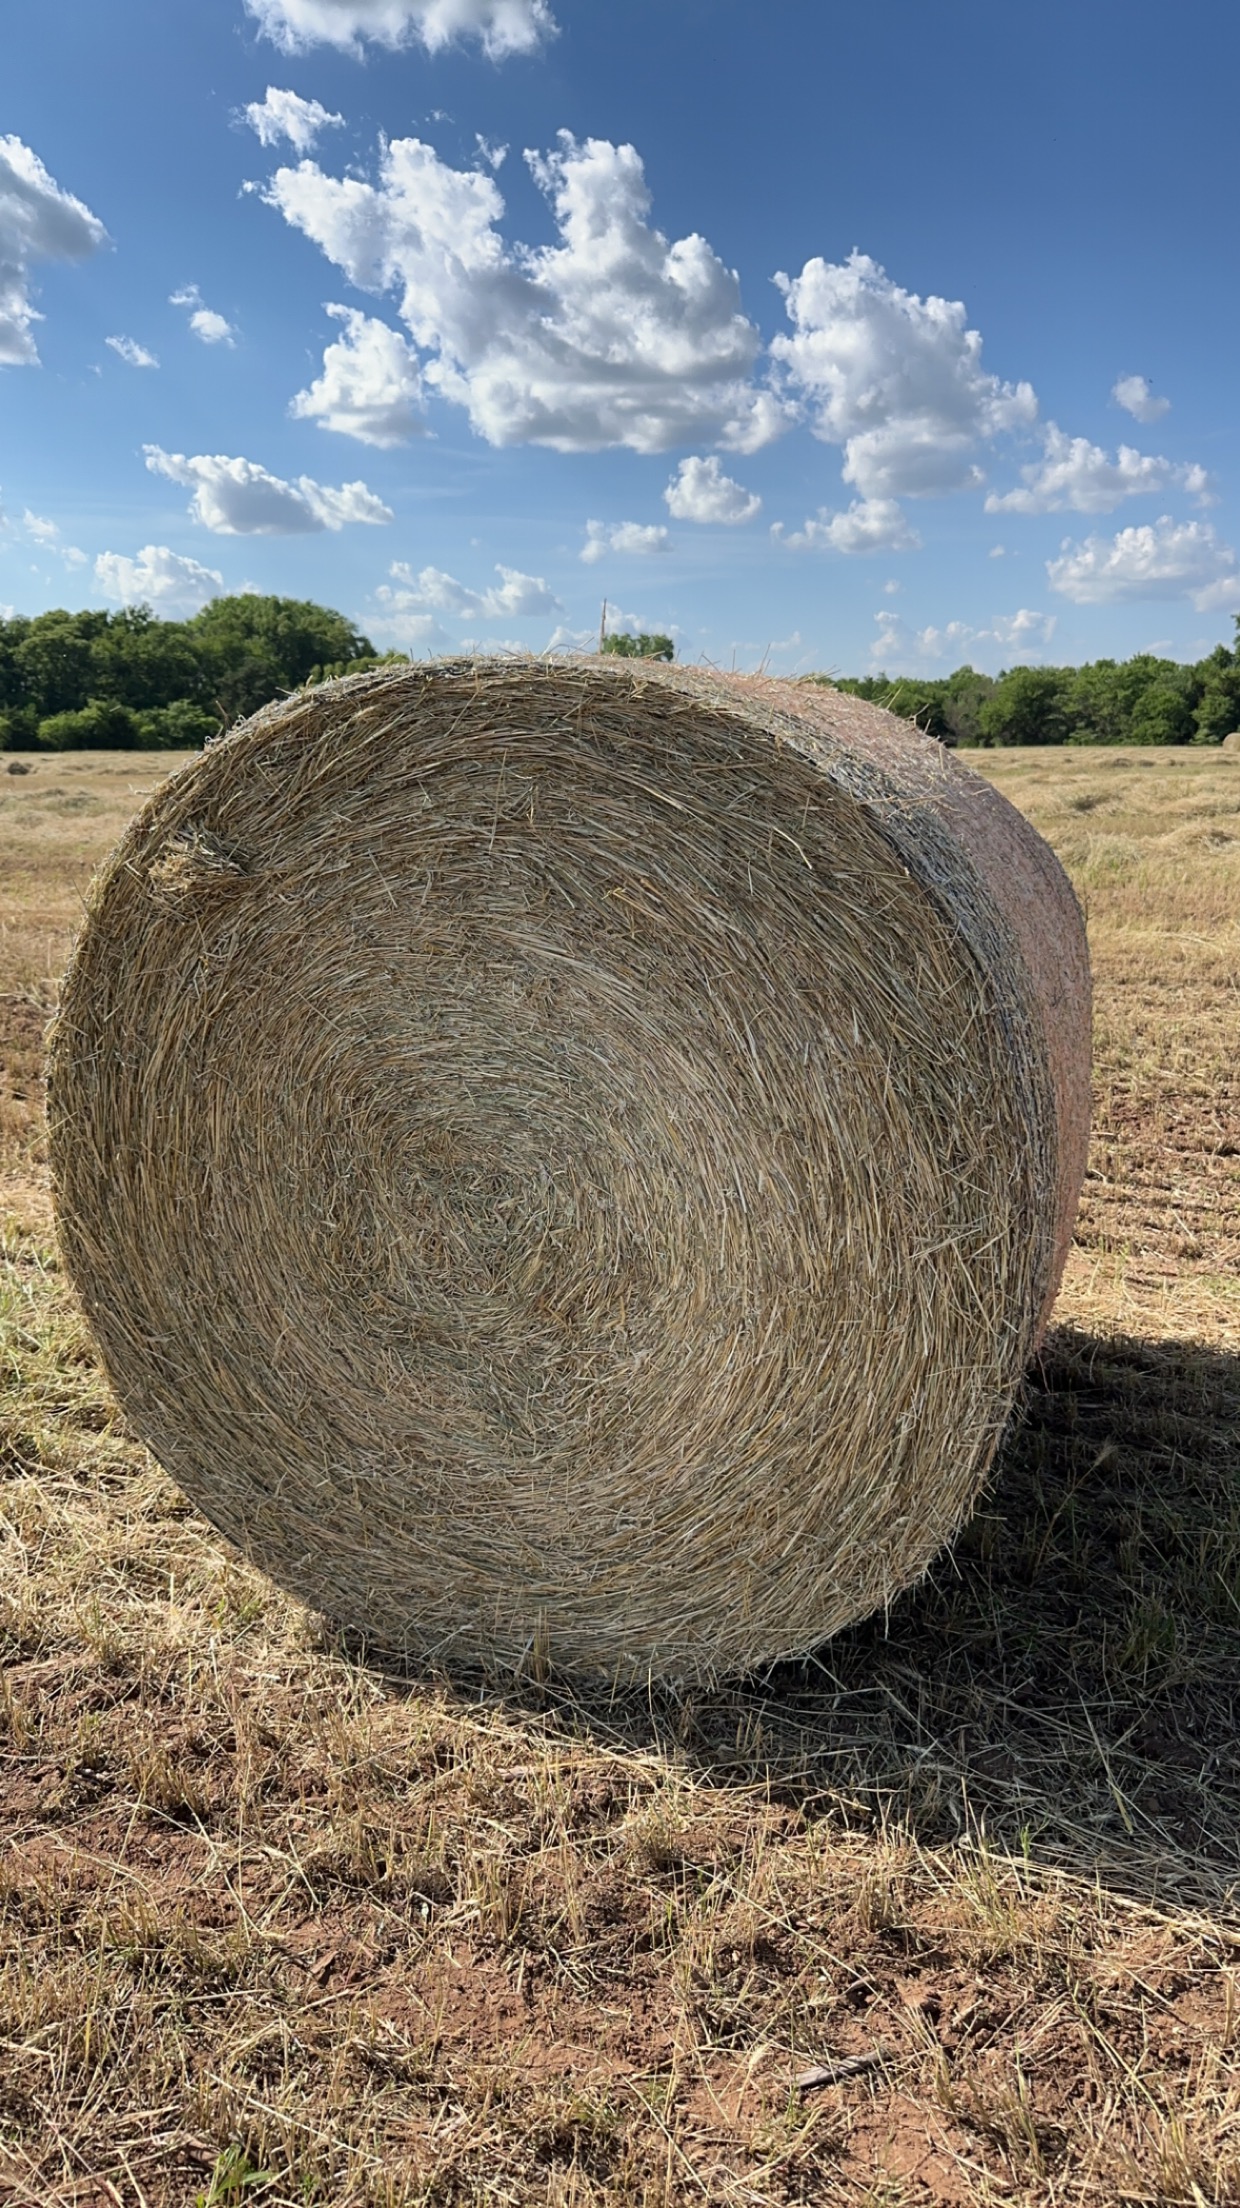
[48,659,1090,1682]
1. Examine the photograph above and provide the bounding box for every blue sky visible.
[4,0,1238,675]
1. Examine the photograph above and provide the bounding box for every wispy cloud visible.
[106,334,159,369]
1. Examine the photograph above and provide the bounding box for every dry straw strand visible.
[47,658,1091,1683]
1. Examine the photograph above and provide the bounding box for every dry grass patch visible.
[1,740,1238,2205]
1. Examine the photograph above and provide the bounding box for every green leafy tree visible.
[1066,657,1133,744]
[0,616,33,724]
[89,605,205,712]
[186,595,376,723]
[883,678,953,742]
[941,665,997,747]
[138,699,219,748]
[1126,669,1198,746]
[823,674,886,702]
[0,595,381,746]
[601,631,675,661]
[1192,624,1240,743]
[1066,654,1197,745]
[38,697,143,749]
[810,632,1240,747]
[977,665,1073,746]
[828,674,954,740]
[14,611,106,720]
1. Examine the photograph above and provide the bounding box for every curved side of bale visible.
[47,659,1091,1683]
[716,669,1091,1330]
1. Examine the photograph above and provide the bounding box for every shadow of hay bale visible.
[340,1324,1240,1917]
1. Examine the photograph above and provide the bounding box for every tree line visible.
[0,596,388,750]
[3,594,1239,750]
[821,621,1240,746]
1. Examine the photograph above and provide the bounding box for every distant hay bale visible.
[48,659,1090,1683]
[1222,730,1240,752]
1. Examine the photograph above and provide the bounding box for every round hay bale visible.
[48,659,1090,1683]
[1221,730,1240,752]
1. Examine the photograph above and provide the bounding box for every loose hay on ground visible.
[46,660,1090,1681]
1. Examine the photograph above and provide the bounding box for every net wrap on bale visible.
[49,659,1090,1683]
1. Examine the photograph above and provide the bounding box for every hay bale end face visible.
[48,660,1090,1683]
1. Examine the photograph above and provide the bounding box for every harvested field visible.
[1,739,1238,2206]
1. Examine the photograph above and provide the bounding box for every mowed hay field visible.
[0,741,1237,2208]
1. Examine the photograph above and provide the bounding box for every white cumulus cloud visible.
[289,305,426,445]
[95,544,224,612]
[263,130,785,454]
[773,496,921,555]
[664,453,760,524]
[106,334,159,369]
[244,0,556,55]
[143,445,392,533]
[243,87,345,154]
[1112,373,1170,425]
[1046,516,1240,611]
[871,606,1056,673]
[170,284,237,347]
[985,424,1210,515]
[580,519,670,563]
[771,250,1037,499]
[382,558,560,617]
[0,135,108,366]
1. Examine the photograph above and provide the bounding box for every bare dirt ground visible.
[0,741,1237,2206]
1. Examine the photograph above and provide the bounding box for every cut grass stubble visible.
[0,732,1237,2205]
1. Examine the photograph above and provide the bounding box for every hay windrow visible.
[47,658,1091,1683]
